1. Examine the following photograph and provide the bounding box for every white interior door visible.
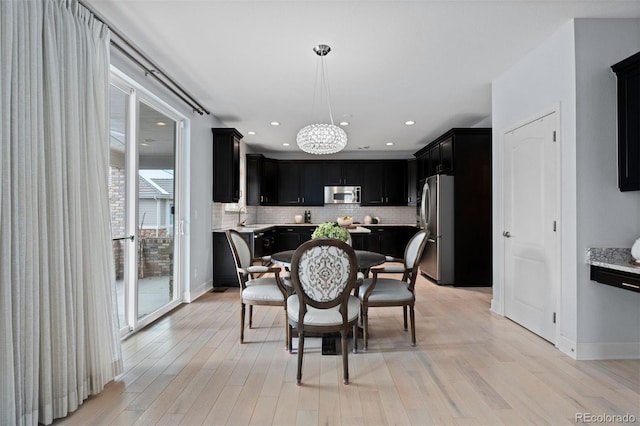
[503,111,559,343]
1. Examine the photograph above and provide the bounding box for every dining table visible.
[271,249,386,273]
[270,248,387,355]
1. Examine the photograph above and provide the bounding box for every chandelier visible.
[296,44,348,155]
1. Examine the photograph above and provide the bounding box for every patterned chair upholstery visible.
[226,230,288,348]
[358,230,429,350]
[287,238,359,385]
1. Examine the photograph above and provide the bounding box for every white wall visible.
[492,18,640,359]
[110,50,224,302]
[492,20,578,345]
[574,19,640,355]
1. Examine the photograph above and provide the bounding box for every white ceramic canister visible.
[363,215,372,224]
[631,237,640,261]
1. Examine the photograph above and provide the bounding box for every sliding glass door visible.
[109,70,185,335]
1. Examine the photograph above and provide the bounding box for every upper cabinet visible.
[360,160,407,206]
[324,161,362,186]
[212,128,242,202]
[407,159,417,206]
[611,52,640,192]
[277,161,324,206]
[246,154,278,205]
[414,128,490,182]
[246,156,411,206]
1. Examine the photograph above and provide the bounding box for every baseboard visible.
[574,341,640,360]
[183,279,213,303]
[490,298,503,315]
[557,335,578,359]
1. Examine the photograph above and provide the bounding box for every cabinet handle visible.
[622,282,640,289]
[302,197,305,203]
[260,195,263,203]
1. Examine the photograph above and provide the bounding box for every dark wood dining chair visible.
[358,230,429,350]
[226,229,289,348]
[287,238,360,385]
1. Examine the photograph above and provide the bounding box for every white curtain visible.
[0,1,123,424]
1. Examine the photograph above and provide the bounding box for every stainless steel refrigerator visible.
[419,174,455,285]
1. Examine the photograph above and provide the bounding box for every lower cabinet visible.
[213,231,253,288]
[360,226,419,259]
[213,226,419,287]
[276,226,315,251]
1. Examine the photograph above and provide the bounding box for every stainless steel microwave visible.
[324,186,361,204]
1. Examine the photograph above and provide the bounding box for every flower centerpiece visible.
[311,221,350,243]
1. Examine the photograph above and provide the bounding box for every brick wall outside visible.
[110,166,173,279]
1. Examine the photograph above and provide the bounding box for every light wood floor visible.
[57,273,639,425]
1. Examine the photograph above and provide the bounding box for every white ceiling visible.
[87,0,640,158]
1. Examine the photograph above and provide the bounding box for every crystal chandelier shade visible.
[296,44,347,155]
[296,123,347,155]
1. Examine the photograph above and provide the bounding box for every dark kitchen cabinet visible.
[439,137,453,174]
[254,227,277,258]
[324,161,362,186]
[611,52,640,192]
[407,159,417,206]
[246,154,278,205]
[212,128,242,202]
[363,226,418,259]
[590,265,640,293]
[277,161,324,206]
[213,231,252,287]
[276,226,315,251]
[360,161,407,206]
[427,143,441,176]
[414,128,492,286]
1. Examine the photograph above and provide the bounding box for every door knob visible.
[502,231,511,238]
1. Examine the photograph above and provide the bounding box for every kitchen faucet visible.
[237,206,247,226]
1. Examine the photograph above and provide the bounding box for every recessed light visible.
[386,142,394,146]
[339,121,349,126]
[141,143,149,146]
[283,143,290,146]
[270,121,280,126]
[405,120,415,126]
[156,121,167,126]
[248,131,256,135]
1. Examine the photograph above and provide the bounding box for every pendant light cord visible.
[310,51,337,126]
[321,54,336,126]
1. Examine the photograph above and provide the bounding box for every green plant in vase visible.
[311,222,350,243]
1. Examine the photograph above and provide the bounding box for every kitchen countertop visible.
[212,223,419,234]
[585,248,640,275]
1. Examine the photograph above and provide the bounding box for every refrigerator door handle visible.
[420,181,429,229]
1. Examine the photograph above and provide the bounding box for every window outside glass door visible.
[108,70,184,335]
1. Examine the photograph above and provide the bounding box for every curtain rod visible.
[78,0,210,116]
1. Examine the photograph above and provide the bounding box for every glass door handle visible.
[112,235,135,241]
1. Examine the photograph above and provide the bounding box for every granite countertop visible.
[586,248,640,275]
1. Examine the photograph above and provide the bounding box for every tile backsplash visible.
[256,205,417,226]
[212,203,417,229]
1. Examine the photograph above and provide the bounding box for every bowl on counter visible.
[337,217,354,227]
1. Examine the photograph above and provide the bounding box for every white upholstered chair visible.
[358,230,429,350]
[226,229,289,348]
[287,238,360,385]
